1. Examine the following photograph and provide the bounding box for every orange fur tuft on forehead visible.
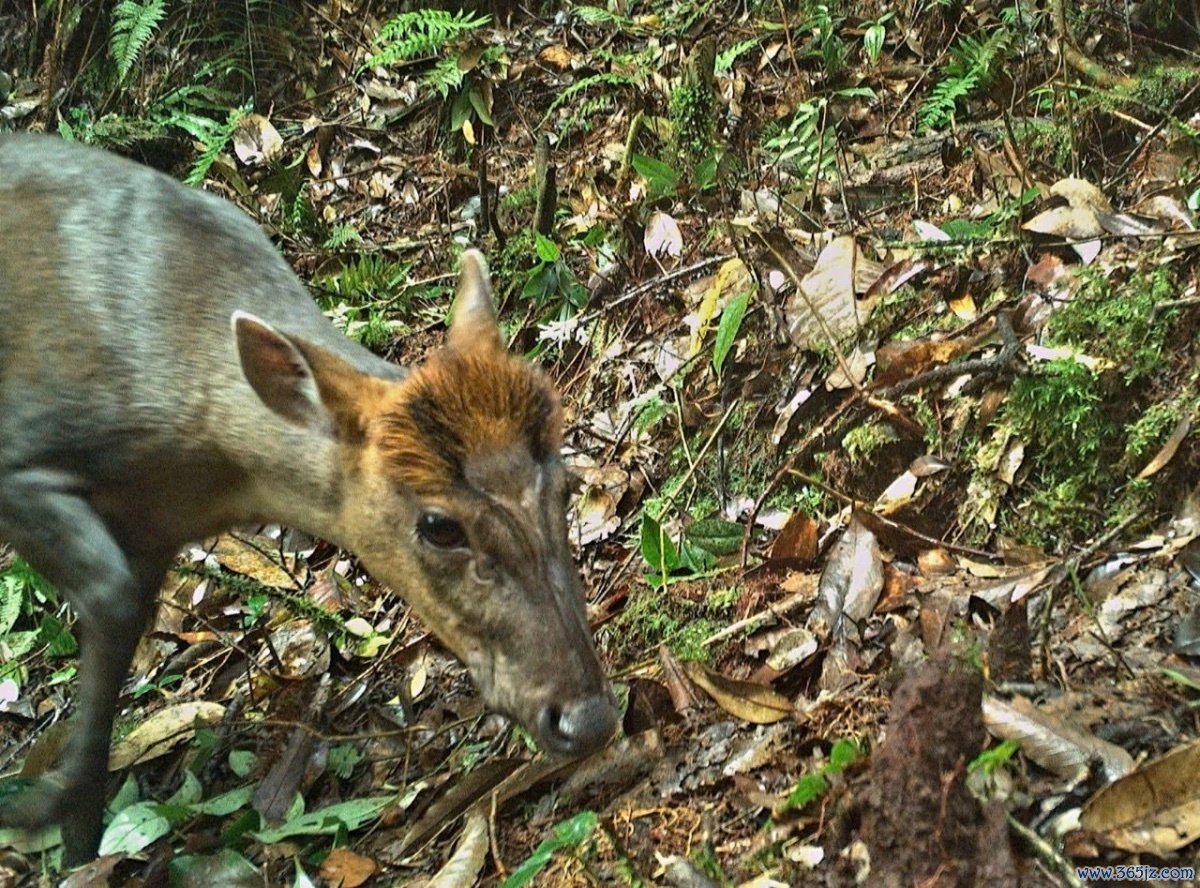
[372,347,563,495]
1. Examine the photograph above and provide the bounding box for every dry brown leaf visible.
[786,236,878,349]
[319,847,379,888]
[874,338,971,387]
[917,548,956,576]
[809,518,883,639]
[426,807,489,888]
[683,661,793,724]
[538,45,574,69]
[1136,413,1192,479]
[1079,737,1200,853]
[232,113,282,165]
[212,535,305,590]
[1022,206,1103,262]
[262,619,330,680]
[398,759,523,856]
[1049,177,1113,213]
[109,701,226,770]
[769,512,818,563]
[983,694,1133,782]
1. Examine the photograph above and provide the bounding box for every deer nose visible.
[537,694,618,756]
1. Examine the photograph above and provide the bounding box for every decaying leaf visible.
[645,210,683,259]
[109,701,226,770]
[769,512,818,563]
[785,236,880,349]
[1136,413,1192,479]
[318,847,378,888]
[232,113,283,165]
[982,694,1134,782]
[1023,205,1104,262]
[212,534,306,590]
[809,518,884,639]
[426,808,489,888]
[683,661,793,724]
[398,759,524,856]
[1079,737,1200,853]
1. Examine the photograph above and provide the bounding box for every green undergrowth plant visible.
[499,811,598,888]
[543,69,639,138]
[316,255,416,349]
[918,24,1013,131]
[363,9,499,141]
[0,558,75,690]
[606,574,737,662]
[777,738,862,815]
[497,231,587,325]
[988,264,1184,549]
[111,0,168,83]
[763,88,871,188]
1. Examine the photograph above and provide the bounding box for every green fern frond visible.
[574,6,636,28]
[324,223,363,250]
[111,0,168,83]
[178,105,248,186]
[717,39,758,74]
[542,71,635,127]
[918,27,1012,131]
[425,56,466,98]
[363,9,489,70]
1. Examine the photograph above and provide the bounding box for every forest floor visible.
[1,1,1200,886]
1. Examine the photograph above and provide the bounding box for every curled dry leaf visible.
[1136,413,1192,479]
[319,847,379,888]
[682,660,793,724]
[645,210,683,259]
[769,511,818,563]
[397,759,523,856]
[262,619,330,680]
[809,518,883,639]
[109,701,226,770]
[874,470,918,514]
[982,694,1134,782]
[426,807,489,888]
[232,113,283,165]
[1022,206,1103,262]
[1048,177,1113,214]
[570,460,630,545]
[1079,737,1200,854]
[786,236,880,349]
[212,534,306,590]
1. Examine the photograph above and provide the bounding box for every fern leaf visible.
[111,0,167,83]
[363,9,490,71]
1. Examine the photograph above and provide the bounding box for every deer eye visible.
[417,512,468,549]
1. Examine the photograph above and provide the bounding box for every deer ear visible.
[232,311,330,429]
[447,249,503,354]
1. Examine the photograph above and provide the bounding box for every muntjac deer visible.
[0,133,617,864]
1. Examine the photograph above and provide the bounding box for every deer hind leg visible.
[0,467,168,864]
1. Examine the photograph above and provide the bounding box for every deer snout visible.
[537,693,618,757]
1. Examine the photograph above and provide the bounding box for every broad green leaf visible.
[191,784,254,817]
[710,291,748,374]
[630,154,679,194]
[467,85,494,126]
[99,802,171,856]
[534,233,560,262]
[166,770,203,807]
[227,749,256,778]
[686,518,744,557]
[829,738,861,771]
[169,849,260,887]
[640,514,680,574]
[251,796,393,843]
